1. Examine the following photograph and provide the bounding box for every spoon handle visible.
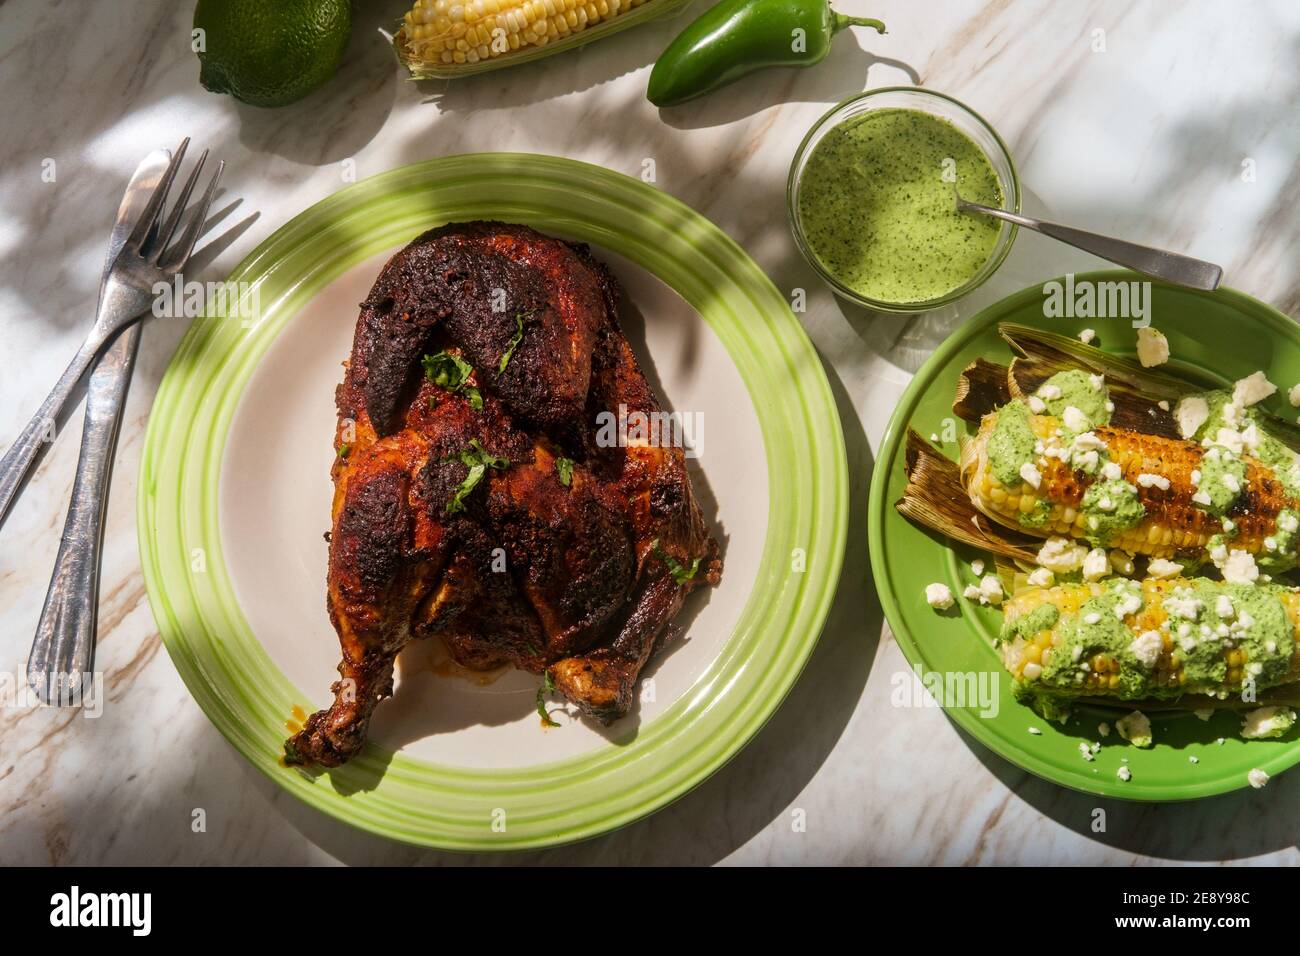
[960,202,1223,291]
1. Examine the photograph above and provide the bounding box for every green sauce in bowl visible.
[796,107,1005,305]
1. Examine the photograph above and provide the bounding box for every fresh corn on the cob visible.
[398,0,650,71]
[1000,578,1300,702]
[960,407,1298,561]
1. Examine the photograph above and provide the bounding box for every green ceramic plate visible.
[869,270,1300,800]
[137,153,848,849]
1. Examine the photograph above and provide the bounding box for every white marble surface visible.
[1,0,1298,865]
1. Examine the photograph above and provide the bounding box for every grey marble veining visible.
[1,0,1298,865]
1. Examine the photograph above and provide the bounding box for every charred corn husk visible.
[1000,578,1300,702]
[960,406,1300,561]
[395,0,680,77]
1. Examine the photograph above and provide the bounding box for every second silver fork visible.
[14,140,224,702]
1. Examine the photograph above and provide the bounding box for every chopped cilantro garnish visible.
[555,457,574,487]
[536,671,560,728]
[445,439,510,514]
[652,538,701,585]
[336,443,350,459]
[422,351,483,410]
[499,311,527,372]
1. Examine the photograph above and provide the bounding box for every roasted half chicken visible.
[285,221,722,768]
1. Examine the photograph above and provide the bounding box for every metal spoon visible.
[954,188,1223,291]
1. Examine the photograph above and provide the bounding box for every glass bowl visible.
[787,86,1021,313]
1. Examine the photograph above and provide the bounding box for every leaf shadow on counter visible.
[239,347,878,865]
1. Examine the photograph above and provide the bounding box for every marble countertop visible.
[2,0,1298,865]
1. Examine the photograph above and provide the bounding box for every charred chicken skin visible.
[285,221,721,768]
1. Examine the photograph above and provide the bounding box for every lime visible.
[194,0,351,108]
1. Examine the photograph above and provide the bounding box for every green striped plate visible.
[137,154,848,849]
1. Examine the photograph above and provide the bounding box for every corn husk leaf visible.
[895,430,1039,563]
[952,358,1011,423]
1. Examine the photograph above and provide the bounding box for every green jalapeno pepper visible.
[647,0,885,107]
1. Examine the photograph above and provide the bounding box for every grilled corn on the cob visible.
[1000,578,1300,703]
[960,404,1299,562]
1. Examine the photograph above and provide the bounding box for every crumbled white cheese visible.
[1166,588,1202,621]
[963,584,982,601]
[1082,548,1110,582]
[1281,512,1300,534]
[1240,706,1296,740]
[1100,461,1122,481]
[1062,405,1091,433]
[1233,370,1277,408]
[1248,768,1270,789]
[1113,587,1143,620]
[1083,612,1102,625]
[1136,327,1169,367]
[1019,461,1042,489]
[1157,400,1170,411]
[1038,383,1062,401]
[1117,766,1132,782]
[1240,423,1261,455]
[1022,662,1043,680]
[1028,726,1042,735]
[1078,328,1096,344]
[1098,722,1110,737]
[1147,557,1182,579]
[1216,594,1236,619]
[1129,630,1164,669]
[1211,426,1244,456]
[1026,567,1054,588]
[979,575,1004,606]
[1136,473,1171,490]
[925,583,955,610]
[1027,395,1047,414]
[1078,742,1095,762]
[1175,395,1209,440]
[1221,549,1260,586]
[1036,537,1088,573]
[971,559,985,576]
[1116,710,1153,748]
[1189,756,1199,764]
[1290,382,1300,407]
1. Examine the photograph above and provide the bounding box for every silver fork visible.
[4,140,223,701]
[25,148,168,705]
[0,139,222,528]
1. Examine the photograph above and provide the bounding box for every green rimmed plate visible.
[869,271,1300,800]
[138,153,848,849]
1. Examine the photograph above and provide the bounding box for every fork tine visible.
[149,149,208,263]
[124,137,189,253]
[161,159,224,273]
